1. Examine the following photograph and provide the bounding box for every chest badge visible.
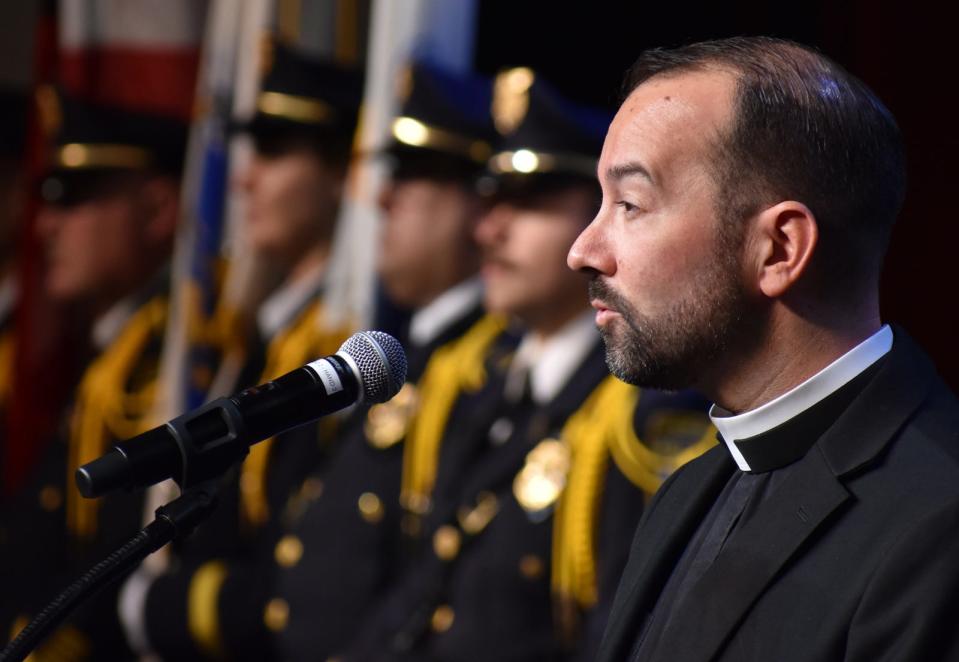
[365,382,418,449]
[513,437,571,513]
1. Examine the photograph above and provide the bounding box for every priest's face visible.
[567,69,757,391]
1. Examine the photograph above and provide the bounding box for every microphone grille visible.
[338,331,408,403]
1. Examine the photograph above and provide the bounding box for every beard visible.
[589,252,756,391]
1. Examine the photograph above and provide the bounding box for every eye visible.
[616,200,642,217]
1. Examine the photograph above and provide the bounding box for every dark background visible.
[474,1,959,389]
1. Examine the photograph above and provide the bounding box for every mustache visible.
[587,277,633,315]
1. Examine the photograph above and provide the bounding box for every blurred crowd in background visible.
[0,1,955,660]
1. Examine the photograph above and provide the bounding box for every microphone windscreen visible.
[338,331,407,403]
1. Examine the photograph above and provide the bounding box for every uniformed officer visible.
[1,90,186,660]
[134,42,364,661]
[267,60,506,660]
[344,68,715,662]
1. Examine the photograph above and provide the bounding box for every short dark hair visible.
[624,37,906,300]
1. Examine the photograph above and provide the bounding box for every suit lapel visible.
[650,328,935,661]
[597,446,734,662]
[652,447,849,661]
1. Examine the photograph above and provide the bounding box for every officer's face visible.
[236,147,343,266]
[568,69,754,390]
[476,187,593,331]
[377,177,480,308]
[37,185,151,305]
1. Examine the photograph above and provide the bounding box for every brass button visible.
[488,417,513,446]
[457,491,498,534]
[519,554,545,580]
[430,604,455,633]
[432,525,461,561]
[358,492,384,524]
[39,485,63,512]
[263,598,290,632]
[274,535,304,568]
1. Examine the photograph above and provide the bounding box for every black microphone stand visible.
[0,485,218,662]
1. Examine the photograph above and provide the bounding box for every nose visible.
[233,154,260,193]
[377,181,396,214]
[474,202,511,249]
[567,214,615,276]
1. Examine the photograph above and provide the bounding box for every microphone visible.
[76,331,407,499]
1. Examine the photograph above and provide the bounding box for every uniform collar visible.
[710,325,893,472]
[507,309,599,405]
[92,296,139,350]
[408,276,483,348]
[257,263,326,340]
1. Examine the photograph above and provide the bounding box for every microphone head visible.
[337,331,408,403]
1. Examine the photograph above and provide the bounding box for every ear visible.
[749,200,818,299]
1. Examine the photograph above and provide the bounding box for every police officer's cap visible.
[39,90,188,206]
[486,68,610,197]
[241,41,363,164]
[385,61,495,182]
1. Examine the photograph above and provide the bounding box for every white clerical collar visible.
[507,310,599,405]
[257,263,326,340]
[92,297,139,350]
[408,277,483,348]
[710,324,893,471]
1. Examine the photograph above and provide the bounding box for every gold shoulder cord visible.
[551,377,716,625]
[67,296,167,542]
[399,314,507,516]
[551,377,620,616]
[239,301,351,527]
[606,388,717,497]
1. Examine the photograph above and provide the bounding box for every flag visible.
[324,0,480,330]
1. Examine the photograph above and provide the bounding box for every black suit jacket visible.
[597,330,959,662]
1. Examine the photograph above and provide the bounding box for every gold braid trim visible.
[187,560,228,659]
[551,377,620,613]
[239,301,351,527]
[552,377,717,617]
[400,315,507,515]
[67,297,167,541]
[607,391,716,498]
[0,330,13,407]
